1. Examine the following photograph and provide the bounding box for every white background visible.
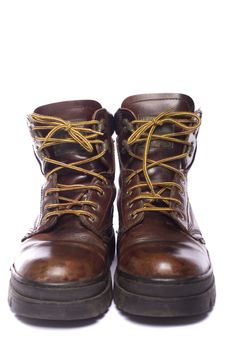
[0,0,232,349]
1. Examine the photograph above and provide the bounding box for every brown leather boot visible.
[114,93,216,317]
[8,100,116,320]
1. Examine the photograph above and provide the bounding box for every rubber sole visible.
[114,270,216,317]
[8,270,113,320]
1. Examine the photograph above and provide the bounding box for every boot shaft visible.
[25,100,116,238]
[115,93,201,176]
[29,100,115,179]
[114,93,202,234]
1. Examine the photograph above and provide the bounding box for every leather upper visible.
[14,100,116,283]
[115,93,211,280]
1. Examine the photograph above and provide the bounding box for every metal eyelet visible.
[97,191,104,197]
[188,142,194,157]
[122,118,134,132]
[129,212,138,220]
[177,212,184,220]
[103,140,109,151]
[122,120,128,133]
[98,119,105,132]
[88,216,96,222]
[178,186,184,194]
[180,177,185,185]
[126,178,132,185]
[179,204,184,211]
[91,205,97,211]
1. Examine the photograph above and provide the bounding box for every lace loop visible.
[126,111,201,216]
[29,113,107,222]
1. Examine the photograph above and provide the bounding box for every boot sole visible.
[114,270,216,317]
[8,268,112,320]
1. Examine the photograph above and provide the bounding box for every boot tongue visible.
[122,93,194,116]
[34,100,102,121]
[123,93,195,183]
[34,100,103,189]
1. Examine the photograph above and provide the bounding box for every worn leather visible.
[13,100,115,283]
[115,93,212,279]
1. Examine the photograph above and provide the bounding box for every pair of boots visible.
[8,93,216,320]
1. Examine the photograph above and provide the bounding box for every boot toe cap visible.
[119,242,210,279]
[14,240,106,283]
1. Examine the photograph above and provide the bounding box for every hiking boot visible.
[114,93,216,317]
[8,100,116,320]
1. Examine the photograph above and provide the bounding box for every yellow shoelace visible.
[29,113,108,222]
[125,111,201,218]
